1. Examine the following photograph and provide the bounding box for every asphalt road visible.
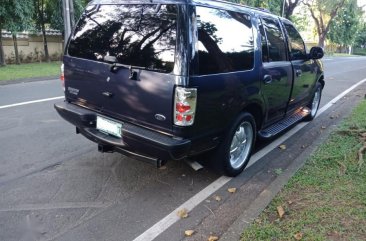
[0,57,366,241]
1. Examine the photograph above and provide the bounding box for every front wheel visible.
[305,84,322,121]
[213,112,256,177]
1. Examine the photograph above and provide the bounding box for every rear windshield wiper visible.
[105,56,168,74]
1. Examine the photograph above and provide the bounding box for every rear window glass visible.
[68,4,178,73]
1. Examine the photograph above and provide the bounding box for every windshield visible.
[68,4,178,73]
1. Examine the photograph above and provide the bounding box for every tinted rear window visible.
[68,4,178,72]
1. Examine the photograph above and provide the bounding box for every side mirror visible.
[309,47,324,60]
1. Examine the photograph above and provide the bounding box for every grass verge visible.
[241,100,366,241]
[0,62,61,81]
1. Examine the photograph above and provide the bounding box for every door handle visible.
[263,75,272,84]
[296,70,302,77]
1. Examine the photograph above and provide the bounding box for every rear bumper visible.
[54,101,191,161]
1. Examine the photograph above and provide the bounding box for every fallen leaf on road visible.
[214,195,222,201]
[228,188,237,193]
[294,232,303,240]
[177,208,188,218]
[277,206,285,218]
[208,235,219,241]
[279,144,287,150]
[184,230,195,237]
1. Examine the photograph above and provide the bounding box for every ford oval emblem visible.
[155,114,166,121]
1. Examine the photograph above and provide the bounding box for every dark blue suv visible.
[55,0,324,176]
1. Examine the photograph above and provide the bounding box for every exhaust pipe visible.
[98,144,114,153]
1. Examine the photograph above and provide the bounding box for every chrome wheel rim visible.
[229,121,253,169]
[311,88,321,117]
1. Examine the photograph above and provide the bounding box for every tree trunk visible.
[0,25,6,66]
[41,26,50,62]
[12,33,20,65]
[41,0,50,62]
[318,35,326,49]
[285,0,302,20]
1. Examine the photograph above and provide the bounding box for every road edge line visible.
[0,96,64,110]
[132,77,366,241]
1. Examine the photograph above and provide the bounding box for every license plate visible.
[96,116,122,138]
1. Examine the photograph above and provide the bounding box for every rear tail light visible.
[60,63,65,91]
[174,87,197,126]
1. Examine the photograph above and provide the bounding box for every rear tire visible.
[305,83,322,121]
[213,112,256,177]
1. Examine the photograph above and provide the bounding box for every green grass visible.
[241,100,366,241]
[0,62,61,81]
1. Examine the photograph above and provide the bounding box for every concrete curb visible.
[0,76,58,86]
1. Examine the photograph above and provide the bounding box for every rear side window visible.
[283,22,307,60]
[258,19,269,62]
[68,4,178,73]
[261,17,287,62]
[195,7,254,75]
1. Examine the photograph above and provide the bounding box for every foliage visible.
[229,0,302,18]
[0,0,34,65]
[45,0,86,32]
[355,23,366,47]
[0,0,34,33]
[229,0,282,16]
[303,0,347,47]
[329,0,363,47]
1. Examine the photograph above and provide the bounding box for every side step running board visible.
[258,107,310,139]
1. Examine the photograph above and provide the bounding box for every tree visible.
[355,23,366,48]
[0,0,34,66]
[45,0,86,33]
[304,0,347,48]
[328,0,363,53]
[0,4,5,66]
[283,0,303,19]
[34,0,51,62]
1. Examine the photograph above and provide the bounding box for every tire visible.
[213,112,256,177]
[305,83,322,121]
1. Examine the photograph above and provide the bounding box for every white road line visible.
[133,77,366,241]
[0,96,64,110]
